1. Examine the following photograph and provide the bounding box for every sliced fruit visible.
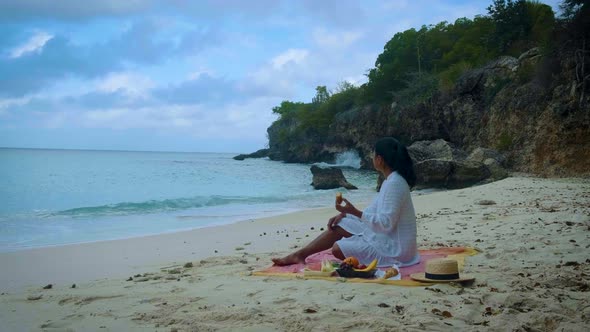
[336,192,343,205]
[353,258,377,272]
[303,268,334,277]
[343,256,359,268]
[321,260,335,272]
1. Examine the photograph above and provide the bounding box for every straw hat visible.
[410,258,475,283]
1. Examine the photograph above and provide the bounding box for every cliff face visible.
[267,49,590,177]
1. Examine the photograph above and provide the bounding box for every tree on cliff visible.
[312,86,330,105]
[487,0,554,55]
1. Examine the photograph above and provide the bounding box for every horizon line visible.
[0,146,251,155]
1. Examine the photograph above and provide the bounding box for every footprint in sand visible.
[40,320,74,331]
[272,297,296,304]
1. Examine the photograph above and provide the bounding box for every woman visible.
[272,137,419,267]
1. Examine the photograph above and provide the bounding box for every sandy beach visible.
[1,176,589,331]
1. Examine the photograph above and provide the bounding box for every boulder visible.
[455,56,518,96]
[467,147,509,181]
[310,165,357,190]
[484,158,509,181]
[414,159,454,187]
[414,159,491,189]
[467,147,507,166]
[450,160,491,188]
[518,47,541,62]
[409,139,501,189]
[488,56,519,73]
[408,139,467,162]
[455,68,485,95]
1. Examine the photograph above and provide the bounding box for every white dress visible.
[336,171,420,267]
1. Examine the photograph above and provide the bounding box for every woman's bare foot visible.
[271,253,306,266]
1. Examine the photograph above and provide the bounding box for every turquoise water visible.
[0,148,378,252]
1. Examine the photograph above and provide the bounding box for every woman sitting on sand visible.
[272,137,419,268]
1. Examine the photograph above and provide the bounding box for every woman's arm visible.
[335,199,362,218]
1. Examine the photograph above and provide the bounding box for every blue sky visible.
[0,0,561,153]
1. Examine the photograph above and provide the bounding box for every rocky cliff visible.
[267,49,590,177]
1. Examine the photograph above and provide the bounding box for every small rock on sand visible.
[477,200,496,205]
[27,294,43,301]
[42,284,52,290]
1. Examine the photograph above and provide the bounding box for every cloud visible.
[0,0,285,22]
[271,49,309,70]
[298,0,367,27]
[9,31,53,58]
[0,0,155,21]
[312,28,363,49]
[0,19,221,97]
[154,73,242,105]
[6,95,280,146]
[95,72,155,98]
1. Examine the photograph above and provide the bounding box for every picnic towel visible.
[252,247,478,286]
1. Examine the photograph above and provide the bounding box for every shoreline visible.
[0,206,311,255]
[0,205,340,292]
[1,176,589,331]
[1,186,443,255]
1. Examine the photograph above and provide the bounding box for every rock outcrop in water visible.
[233,148,269,161]
[310,165,357,190]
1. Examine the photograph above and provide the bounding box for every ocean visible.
[0,148,378,252]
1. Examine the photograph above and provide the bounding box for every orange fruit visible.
[343,256,359,268]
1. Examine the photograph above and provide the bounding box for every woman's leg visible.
[271,226,352,266]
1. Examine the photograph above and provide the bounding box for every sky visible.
[0,0,562,153]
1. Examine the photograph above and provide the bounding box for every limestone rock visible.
[455,68,485,95]
[518,47,541,62]
[467,147,506,166]
[409,140,495,189]
[489,56,519,72]
[450,160,491,188]
[484,158,509,180]
[233,148,269,161]
[408,139,466,162]
[414,159,453,187]
[310,165,357,190]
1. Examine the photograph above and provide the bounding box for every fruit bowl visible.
[335,268,377,278]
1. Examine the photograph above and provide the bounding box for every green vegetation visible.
[268,0,588,151]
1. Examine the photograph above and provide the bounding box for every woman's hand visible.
[335,198,362,218]
[328,213,345,230]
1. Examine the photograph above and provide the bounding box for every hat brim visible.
[410,273,475,283]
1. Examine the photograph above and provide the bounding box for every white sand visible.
[1,176,589,331]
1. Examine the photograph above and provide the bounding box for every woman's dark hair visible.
[374,137,416,188]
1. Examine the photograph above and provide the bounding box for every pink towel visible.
[264,247,467,280]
